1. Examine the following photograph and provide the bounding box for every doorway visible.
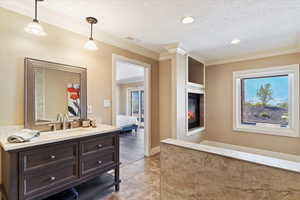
[112,54,151,165]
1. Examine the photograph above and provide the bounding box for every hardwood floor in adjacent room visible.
[120,128,145,166]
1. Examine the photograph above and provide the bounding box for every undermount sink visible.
[45,127,91,134]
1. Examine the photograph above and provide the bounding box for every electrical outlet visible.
[104,99,111,108]
[87,105,93,114]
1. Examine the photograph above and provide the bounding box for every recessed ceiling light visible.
[231,39,241,44]
[181,16,194,24]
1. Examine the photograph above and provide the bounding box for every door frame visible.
[112,54,151,157]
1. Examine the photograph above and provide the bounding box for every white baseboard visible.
[150,146,161,156]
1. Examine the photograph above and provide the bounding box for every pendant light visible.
[25,0,47,36]
[84,17,98,51]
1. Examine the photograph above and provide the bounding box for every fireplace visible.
[188,93,201,129]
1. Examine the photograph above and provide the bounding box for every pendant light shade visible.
[84,39,98,51]
[25,0,46,36]
[84,17,98,51]
[25,21,46,36]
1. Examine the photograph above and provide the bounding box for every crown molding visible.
[159,51,173,61]
[0,5,159,60]
[206,48,300,66]
[164,43,187,55]
[174,47,187,55]
[159,43,188,61]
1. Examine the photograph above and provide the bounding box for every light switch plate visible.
[87,105,93,114]
[104,99,111,108]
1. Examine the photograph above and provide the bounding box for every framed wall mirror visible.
[25,58,87,131]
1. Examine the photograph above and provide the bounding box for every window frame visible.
[233,65,299,137]
[126,86,144,126]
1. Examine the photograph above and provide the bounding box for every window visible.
[127,87,145,127]
[233,65,299,137]
[130,90,140,117]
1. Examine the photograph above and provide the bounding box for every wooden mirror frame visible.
[25,58,87,131]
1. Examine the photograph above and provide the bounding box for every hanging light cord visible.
[90,23,93,40]
[34,0,38,22]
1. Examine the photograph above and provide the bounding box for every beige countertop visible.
[161,139,300,173]
[0,124,120,151]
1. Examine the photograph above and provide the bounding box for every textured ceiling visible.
[1,0,300,63]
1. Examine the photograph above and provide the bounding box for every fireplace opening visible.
[188,92,204,130]
[188,93,200,129]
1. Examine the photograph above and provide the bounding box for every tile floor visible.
[97,129,160,200]
[95,154,160,200]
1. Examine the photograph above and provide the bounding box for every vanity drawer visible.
[80,149,116,176]
[80,135,116,156]
[21,162,78,199]
[20,143,77,171]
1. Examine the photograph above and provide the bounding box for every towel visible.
[7,129,40,143]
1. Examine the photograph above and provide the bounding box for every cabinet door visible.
[80,135,116,156]
[19,143,79,200]
[79,133,119,177]
[80,149,116,176]
[20,143,77,171]
[21,162,78,200]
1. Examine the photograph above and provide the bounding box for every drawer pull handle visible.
[97,144,103,148]
[50,176,56,181]
[50,155,56,159]
[98,161,102,165]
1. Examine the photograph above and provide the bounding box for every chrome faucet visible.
[62,114,69,130]
[57,113,63,123]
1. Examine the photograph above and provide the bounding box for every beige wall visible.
[159,59,172,140]
[117,81,144,115]
[205,53,300,155]
[0,8,160,148]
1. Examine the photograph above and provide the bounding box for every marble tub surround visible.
[0,124,120,151]
[161,140,300,200]
[162,139,300,173]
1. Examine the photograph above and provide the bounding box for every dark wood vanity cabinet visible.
[1,131,120,200]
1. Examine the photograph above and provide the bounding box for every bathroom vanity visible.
[0,58,121,200]
[1,126,120,200]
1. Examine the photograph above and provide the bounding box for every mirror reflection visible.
[34,68,81,124]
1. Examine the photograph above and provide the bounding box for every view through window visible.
[129,89,145,127]
[241,75,289,128]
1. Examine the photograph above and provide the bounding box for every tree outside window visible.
[241,75,289,128]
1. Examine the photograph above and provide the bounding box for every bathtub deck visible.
[161,139,300,200]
